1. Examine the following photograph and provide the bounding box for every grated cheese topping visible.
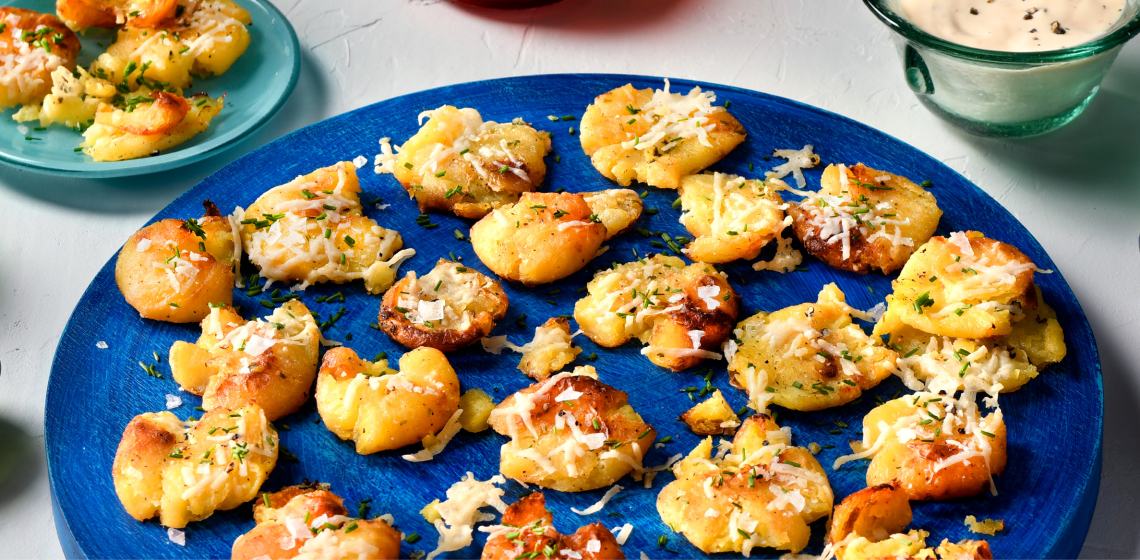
[570,484,623,515]
[395,261,497,331]
[752,216,802,273]
[765,145,820,188]
[795,164,915,262]
[621,78,723,154]
[402,408,465,462]
[425,472,508,560]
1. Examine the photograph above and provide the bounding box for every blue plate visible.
[45,74,1102,559]
[0,0,299,178]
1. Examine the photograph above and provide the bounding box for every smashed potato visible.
[656,415,833,555]
[727,283,897,412]
[580,81,746,189]
[678,172,787,263]
[169,299,320,421]
[471,189,643,285]
[56,0,178,30]
[241,162,411,294]
[574,254,739,371]
[828,484,912,545]
[81,92,223,161]
[488,368,654,492]
[231,484,401,560]
[377,105,552,218]
[89,0,251,86]
[680,389,741,436]
[788,163,941,274]
[834,392,1007,501]
[482,492,624,560]
[836,530,992,560]
[378,259,509,352]
[12,66,116,128]
[458,388,495,433]
[0,8,80,109]
[112,404,278,528]
[115,203,236,323]
[315,346,460,454]
[874,231,1037,340]
[471,192,607,285]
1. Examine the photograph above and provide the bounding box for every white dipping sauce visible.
[900,0,1127,51]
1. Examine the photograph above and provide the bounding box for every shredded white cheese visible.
[570,484,623,515]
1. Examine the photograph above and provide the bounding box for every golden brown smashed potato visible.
[242,162,410,294]
[656,415,833,554]
[788,163,941,274]
[836,530,992,560]
[727,283,897,412]
[828,484,912,546]
[679,389,741,436]
[315,346,460,455]
[0,8,80,109]
[81,92,223,161]
[378,259,509,352]
[517,317,582,380]
[115,204,236,323]
[169,299,320,421]
[12,66,117,128]
[481,492,625,560]
[874,231,1037,340]
[471,192,607,285]
[112,404,277,528]
[378,105,552,218]
[574,254,739,371]
[471,189,642,285]
[678,172,787,263]
[231,484,402,560]
[56,0,178,30]
[580,82,746,189]
[488,368,654,492]
[835,392,1007,501]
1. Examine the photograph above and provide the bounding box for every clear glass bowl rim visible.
[864,0,1140,63]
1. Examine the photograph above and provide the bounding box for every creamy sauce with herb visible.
[900,0,1127,52]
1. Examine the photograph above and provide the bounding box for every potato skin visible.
[111,405,278,528]
[56,0,178,30]
[488,372,654,492]
[828,484,911,545]
[574,254,739,371]
[482,493,624,560]
[231,484,401,560]
[580,83,746,189]
[0,8,81,108]
[656,415,833,554]
[857,395,1007,501]
[679,389,740,436]
[390,105,552,218]
[315,346,461,454]
[169,299,320,421]
[678,172,786,263]
[378,259,509,352]
[728,283,897,411]
[471,191,608,285]
[115,212,235,323]
[789,163,941,275]
[875,232,1036,340]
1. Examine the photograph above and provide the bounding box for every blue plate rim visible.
[0,0,301,179]
[43,72,1104,559]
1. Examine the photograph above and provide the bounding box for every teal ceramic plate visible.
[0,0,299,178]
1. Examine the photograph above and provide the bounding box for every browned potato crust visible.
[382,105,552,219]
[788,163,941,274]
[378,259,509,351]
[488,370,654,492]
[168,299,320,421]
[573,254,739,371]
[56,0,178,30]
[0,8,81,108]
[482,493,625,560]
[231,484,401,560]
[115,206,236,323]
[580,83,746,189]
[828,484,912,545]
[111,405,278,528]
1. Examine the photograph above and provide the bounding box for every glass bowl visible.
[864,0,1140,137]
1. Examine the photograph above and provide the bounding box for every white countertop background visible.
[1,0,1137,557]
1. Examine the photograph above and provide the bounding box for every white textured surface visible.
[1,0,1137,557]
